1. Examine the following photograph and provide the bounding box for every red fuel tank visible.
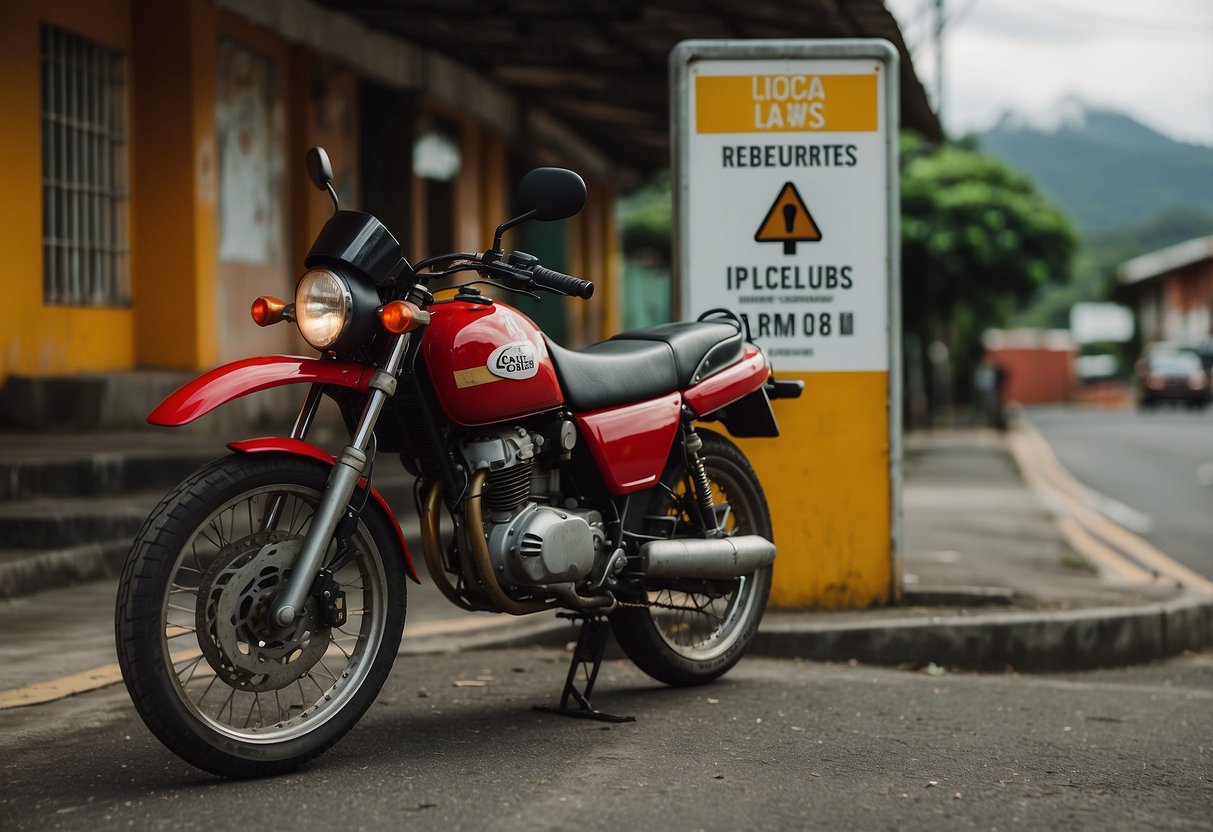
[421,299,564,426]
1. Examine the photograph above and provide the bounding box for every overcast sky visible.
[885,0,1213,146]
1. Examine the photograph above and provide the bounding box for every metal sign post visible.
[671,40,901,608]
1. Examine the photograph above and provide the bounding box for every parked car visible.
[1136,351,1210,410]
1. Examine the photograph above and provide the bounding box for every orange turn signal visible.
[251,296,287,326]
[379,300,429,334]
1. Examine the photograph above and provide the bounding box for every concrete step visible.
[0,468,421,598]
[0,447,223,501]
[0,493,160,550]
[0,539,130,599]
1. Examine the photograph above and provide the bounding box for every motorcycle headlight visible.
[295,268,352,350]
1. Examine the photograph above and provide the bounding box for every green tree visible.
[900,134,1078,415]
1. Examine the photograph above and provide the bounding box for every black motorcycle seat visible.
[545,319,744,411]
[545,337,679,411]
[611,320,744,387]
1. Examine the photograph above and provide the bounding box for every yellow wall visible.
[0,1,626,385]
[0,0,135,383]
[129,0,218,371]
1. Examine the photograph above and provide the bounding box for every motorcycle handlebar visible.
[530,265,595,299]
[411,253,595,301]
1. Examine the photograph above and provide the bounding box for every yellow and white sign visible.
[672,40,901,609]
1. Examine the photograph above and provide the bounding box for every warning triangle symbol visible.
[755,181,822,255]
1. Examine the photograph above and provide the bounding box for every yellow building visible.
[0,0,632,396]
[0,0,936,400]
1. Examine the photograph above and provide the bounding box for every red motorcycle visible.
[115,148,802,777]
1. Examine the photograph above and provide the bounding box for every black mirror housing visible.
[516,168,587,221]
[306,146,334,192]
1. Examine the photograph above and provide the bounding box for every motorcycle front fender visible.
[148,355,374,427]
[228,437,420,584]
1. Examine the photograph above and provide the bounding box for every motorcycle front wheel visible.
[115,453,406,778]
[611,429,773,687]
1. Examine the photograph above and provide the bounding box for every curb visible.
[748,590,1213,672]
[429,592,1213,673]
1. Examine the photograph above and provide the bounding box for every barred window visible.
[41,25,130,306]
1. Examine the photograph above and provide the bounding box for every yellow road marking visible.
[1009,431,1156,584]
[0,614,533,711]
[1054,516,1156,585]
[0,662,127,710]
[1010,424,1213,594]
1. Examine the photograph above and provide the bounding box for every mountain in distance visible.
[976,96,1213,236]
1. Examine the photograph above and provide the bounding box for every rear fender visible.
[148,356,373,427]
[228,437,420,584]
[682,344,771,428]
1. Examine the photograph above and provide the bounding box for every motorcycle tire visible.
[611,429,773,687]
[115,453,406,778]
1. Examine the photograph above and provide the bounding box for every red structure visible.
[983,329,1077,405]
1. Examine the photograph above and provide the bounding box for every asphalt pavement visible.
[2,648,1211,831]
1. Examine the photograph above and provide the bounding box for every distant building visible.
[1118,235,1213,345]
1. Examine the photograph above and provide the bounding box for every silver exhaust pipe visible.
[639,535,776,580]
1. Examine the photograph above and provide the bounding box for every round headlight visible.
[295,268,352,350]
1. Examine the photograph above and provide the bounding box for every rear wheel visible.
[115,453,406,778]
[611,430,773,686]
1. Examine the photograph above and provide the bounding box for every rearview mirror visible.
[305,146,339,214]
[516,168,586,222]
[306,146,334,191]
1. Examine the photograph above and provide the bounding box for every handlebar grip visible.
[532,265,595,299]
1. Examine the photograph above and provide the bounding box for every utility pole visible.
[933,0,945,128]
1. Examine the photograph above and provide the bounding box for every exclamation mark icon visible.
[755,182,821,255]
[782,204,797,255]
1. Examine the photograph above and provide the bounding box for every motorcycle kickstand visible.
[534,614,635,724]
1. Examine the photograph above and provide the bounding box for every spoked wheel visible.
[611,429,773,686]
[115,454,406,778]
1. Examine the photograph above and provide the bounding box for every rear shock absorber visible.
[683,429,720,537]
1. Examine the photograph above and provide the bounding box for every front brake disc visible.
[196,531,331,693]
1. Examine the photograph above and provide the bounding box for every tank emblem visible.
[488,342,539,380]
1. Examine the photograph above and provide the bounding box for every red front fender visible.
[148,355,374,426]
[228,437,420,584]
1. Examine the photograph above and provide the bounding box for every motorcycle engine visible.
[461,426,607,589]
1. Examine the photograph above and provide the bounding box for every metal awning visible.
[313,0,942,173]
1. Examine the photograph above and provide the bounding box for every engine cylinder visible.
[486,461,533,514]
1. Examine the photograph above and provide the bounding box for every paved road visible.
[1028,405,1213,580]
[2,647,1211,831]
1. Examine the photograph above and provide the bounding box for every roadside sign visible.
[671,40,901,609]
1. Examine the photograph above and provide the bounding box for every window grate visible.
[41,25,131,307]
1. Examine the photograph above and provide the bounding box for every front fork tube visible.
[272,334,410,628]
[260,383,325,531]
